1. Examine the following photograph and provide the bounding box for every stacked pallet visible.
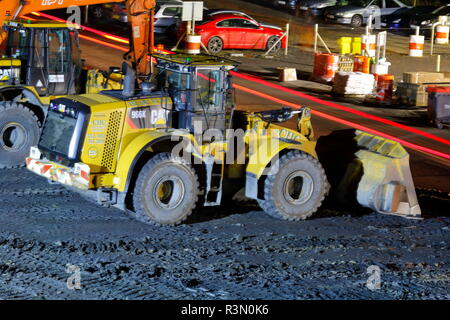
[332,71,375,96]
[396,72,450,107]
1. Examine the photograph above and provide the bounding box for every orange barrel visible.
[312,52,323,79]
[323,53,339,82]
[185,34,201,54]
[376,74,394,102]
[409,35,425,57]
[313,53,339,82]
[361,34,376,57]
[435,25,449,44]
[353,55,371,74]
[373,73,380,84]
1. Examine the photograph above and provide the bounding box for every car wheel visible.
[435,120,444,129]
[350,15,363,27]
[266,36,281,52]
[207,37,224,54]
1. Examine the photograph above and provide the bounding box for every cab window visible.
[32,29,46,68]
[196,69,222,112]
[5,29,29,60]
[48,29,70,74]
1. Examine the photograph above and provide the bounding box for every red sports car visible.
[193,13,286,54]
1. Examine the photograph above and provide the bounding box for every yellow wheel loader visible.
[0,20,124,168]
[0,0,156,168]
[26,54,421,225]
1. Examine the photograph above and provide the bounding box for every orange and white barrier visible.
[435,25,449,44]
[185,34,201,54]
[409,35,425,57]
[375,74,394,102]
[353,55,370,74]
[312,52,339,83]
[362,34,376,57]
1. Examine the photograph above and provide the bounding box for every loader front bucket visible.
[317,130,421,218]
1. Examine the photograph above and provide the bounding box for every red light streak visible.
[231,71,450,147]
[30,12,130,44]
[25,12,450,160]
[78,34,128,52]
[30,12,174,55]
[235,84,450,160]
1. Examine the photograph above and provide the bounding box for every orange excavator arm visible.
[0,0,156,75]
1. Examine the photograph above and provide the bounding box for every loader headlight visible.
[29,146,42,160]
[49,102,78,118]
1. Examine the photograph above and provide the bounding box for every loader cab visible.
[153,54,236,135]
[2,21,83,96]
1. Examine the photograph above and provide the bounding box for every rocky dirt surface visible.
[0,168,448,300]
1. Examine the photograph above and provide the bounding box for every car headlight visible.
[421,20,431,25]
[393,19,401,23]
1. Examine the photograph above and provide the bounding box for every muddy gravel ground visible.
[0,168,448,300]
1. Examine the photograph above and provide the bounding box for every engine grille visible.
[101,111,122,171]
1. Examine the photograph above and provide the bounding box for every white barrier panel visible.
[362,34,376,57]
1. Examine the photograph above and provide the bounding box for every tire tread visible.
[0,101,41,169]
[131,152,199,226]
[257,150,329,221]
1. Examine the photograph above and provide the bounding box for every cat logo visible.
[0,68,13,81]
[128,107,171,129]
[150,110,167,125]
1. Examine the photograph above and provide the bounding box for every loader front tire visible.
[0,102,41,169]
[132,153,199,226]
[257,151,329,221]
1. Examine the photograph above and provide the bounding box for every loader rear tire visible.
[257,151,329,221]
[132,153,199,226]
[0,102,41,169]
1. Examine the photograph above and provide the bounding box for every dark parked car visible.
[295,0,340,18]
[381,5,438,30]
[410,4,450,33]
[325,0,410,27]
